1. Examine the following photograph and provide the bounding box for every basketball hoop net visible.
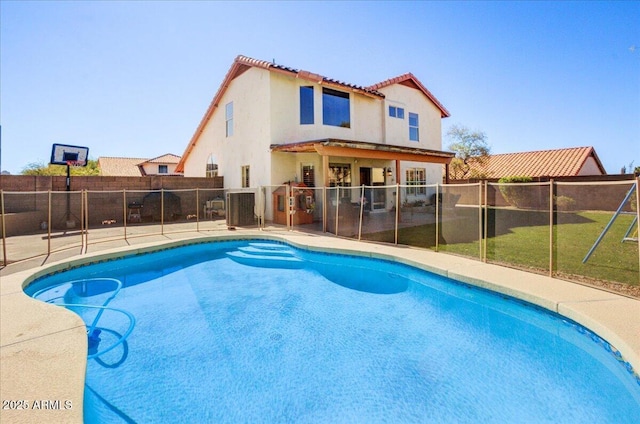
[66,160,86,168]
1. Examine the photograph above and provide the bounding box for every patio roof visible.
[270,139,455,164]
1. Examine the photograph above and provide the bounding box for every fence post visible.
[322,187,327,233]
[161,188,165,235]
[358,185,365,241]
[82,190,87,253]
[196,188,200,232]
[435,183,440,252]
[478,182,482,260]
[1,190,6,266]
[395,184,399,245]
[636,176,640,281]
[47,190,52,256]
[123,190,127,241]
[483,180,488,262]
[335,187,339,236]
[549,179,555,277]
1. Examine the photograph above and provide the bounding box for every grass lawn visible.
[363,208,639,287]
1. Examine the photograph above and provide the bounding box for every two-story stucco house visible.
[176,55,454,219]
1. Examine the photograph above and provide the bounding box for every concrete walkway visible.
[2,230,639,423]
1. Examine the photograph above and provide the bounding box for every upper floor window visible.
[409,112,419,141]
[241,165,250,188]
[389,106,405,119]
[300,86,314,125]
[322,88,350,128]
[158,165,168,174]
[225,102,233,137]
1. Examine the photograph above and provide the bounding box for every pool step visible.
[248,242,291,251]
[238,246,295,257]
[226,250,303,269]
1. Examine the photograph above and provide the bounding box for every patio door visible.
[359,167,386,211]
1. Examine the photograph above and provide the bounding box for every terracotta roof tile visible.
[456,146,606,179]
[139,154,181,165]
[98,157,147,177]
[368,73,450,118]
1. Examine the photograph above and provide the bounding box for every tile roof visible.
[176,55,450,172]
[367,73,451,118]
[138,154,181,165]
[455,146,606,179]
[98,157,147,177]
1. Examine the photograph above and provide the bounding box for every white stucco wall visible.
[377,84,443,151]
[183,67,272,188]
[183,66,447,193]
[269,73,383,145]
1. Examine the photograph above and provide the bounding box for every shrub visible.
[554,195,576,211]
[498,176,533,208]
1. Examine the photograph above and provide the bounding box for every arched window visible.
[206,155,218,178]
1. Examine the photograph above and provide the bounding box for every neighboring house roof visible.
[99,154,182,176]
[98,157,148,177]
[176,55,450,172]
[455,146,607,179]
[137,154,181,166]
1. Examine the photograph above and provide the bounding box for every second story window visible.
[300,86,314,125]
[409,112,419,141]
[389,106,405,119]
[225,102,234,137]
[158,165,168,174]
[322,88,350,128]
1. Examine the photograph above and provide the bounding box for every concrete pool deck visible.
[1,230,639,423]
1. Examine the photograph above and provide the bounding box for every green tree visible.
[446,124,491,179]
[21,159,100,176]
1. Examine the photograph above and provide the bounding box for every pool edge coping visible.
[1,230,639,422]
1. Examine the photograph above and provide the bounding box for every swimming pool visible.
[26,239,640,423]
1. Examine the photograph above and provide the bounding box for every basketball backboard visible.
[50,143,89,166]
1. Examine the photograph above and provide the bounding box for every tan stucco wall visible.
[578,156,606,176]
[377,84,443,151]
[183,67,447,192]
[184,67,272,188]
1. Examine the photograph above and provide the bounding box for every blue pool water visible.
[27,240,640,423]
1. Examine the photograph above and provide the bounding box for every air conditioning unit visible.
[226,192,256,227]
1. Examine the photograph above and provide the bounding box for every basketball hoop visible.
[66,160,86,168]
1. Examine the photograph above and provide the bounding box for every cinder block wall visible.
[0,175,224,235]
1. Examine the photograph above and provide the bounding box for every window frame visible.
[300,86,314,125]
[301,164,315,187]
[389,106,405,119]
[409,112,419,141]
[225,102,234,137]
[158,165,168,174]
[322,87,350,128]
[405,167,426,195]
[328,163,352,187]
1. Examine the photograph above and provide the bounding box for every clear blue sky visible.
[1,1,638,175]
